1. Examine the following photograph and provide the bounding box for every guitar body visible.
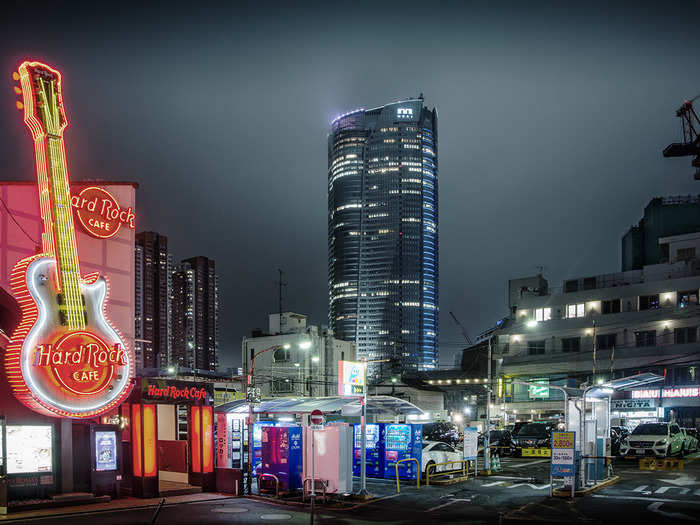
[6,254,132,417]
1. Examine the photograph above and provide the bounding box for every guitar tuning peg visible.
[16,101,24,110]
[12,71,20,81]
[14,86,22,95]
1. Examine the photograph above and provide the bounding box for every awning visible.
[215,395,424,417]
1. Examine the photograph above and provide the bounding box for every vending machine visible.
[353,423,385,477]
[303,424,353,494]
[259,426,303,491]
[252,421,275,475]
[383,424,422,480]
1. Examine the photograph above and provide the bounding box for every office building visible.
[241,312,356,398]
[172,256,218,370]
[135,232,172,370]
[328,97,438,381]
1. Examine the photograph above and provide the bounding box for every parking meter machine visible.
[353,423,385,477]
[383,424,422,480]
[259,426,303,491]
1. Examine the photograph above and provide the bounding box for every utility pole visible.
[485,336,492,472]
[277,269,287,333]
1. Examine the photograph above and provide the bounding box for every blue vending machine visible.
[259,426,303,491]
[353,423,385,477]
[383,424,422,480]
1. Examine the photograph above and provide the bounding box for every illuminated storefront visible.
[612,385,700,428]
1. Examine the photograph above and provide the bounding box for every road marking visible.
[509,483,550,490]
[655,487,690,495]
[659,474,698,486]
[648,502,700,522]
[633,485,648,492]
[593,495,700,504]
[482,481,506,487]
[508,459,550,468]
[425,498,472,512]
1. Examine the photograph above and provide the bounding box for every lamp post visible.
[245,343,284,494]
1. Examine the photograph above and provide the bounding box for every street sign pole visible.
[309,409,324,524]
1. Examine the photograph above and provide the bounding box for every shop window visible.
[535,307,551,322]
[567,303,585,318]
[675,326,698,344]
[527,340,546,355]
[602,299,621,314]
[561,337,580,353]
[635,330,656,347]
[639,294,659,311]
[596,333,616,350]
[678,290,699,308]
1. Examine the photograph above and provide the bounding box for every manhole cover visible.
[212,507,249,513]
[260,513,293,520]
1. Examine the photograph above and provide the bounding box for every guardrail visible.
[257,473,280,498]
[395,458,420,493]
[303,477,328,503]
[426,460,469,486]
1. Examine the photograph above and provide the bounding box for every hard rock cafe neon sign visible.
[72,186,135,239]
[6,61,133,418]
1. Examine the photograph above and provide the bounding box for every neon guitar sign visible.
[6,61,133,418]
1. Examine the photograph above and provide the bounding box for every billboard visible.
[95,430,118,471]
[6,425,53,474]
[338,361,366,397]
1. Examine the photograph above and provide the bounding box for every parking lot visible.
[15,453,700,525]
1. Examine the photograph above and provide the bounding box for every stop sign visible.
[310,409,324,426]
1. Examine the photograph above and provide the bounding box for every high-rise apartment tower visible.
[134,231,172,370]
[328,98,438,381]
[172,256,219,370]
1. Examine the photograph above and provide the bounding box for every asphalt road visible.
[14,455,700,525]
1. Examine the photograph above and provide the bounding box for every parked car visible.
[682,428,699,453]
[478,429,513,456]
[423,422,461,447]
[610,426,631,456]
[421,441,462,477]
[510,422,554,456]
[511,421,528,436]
[620,422,686,458]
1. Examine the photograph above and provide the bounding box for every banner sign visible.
[337,361,366,397]
[551,431,575,477]
[528,379,549,399]
[630,386,700,400]
[140,378,212,405]
[611,399,656,410]
[523,448,551,457]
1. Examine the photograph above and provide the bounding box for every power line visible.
[0,195,39,246]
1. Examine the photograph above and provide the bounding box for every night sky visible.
[1,1,699,369]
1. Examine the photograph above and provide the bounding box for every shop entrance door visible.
[72,424,91,492]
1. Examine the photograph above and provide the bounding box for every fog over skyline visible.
[1,0,699,369]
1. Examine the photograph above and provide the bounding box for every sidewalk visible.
[0,493,234,522]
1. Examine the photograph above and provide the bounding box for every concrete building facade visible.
[241,312,356,398]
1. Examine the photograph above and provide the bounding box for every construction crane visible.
[663,95,700,180]
[449,311,473,346]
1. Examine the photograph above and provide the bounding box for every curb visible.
[551,475,620,497]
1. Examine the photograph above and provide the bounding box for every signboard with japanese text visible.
[337,361,366,397]
[463,427,478,460]
[551,431,575,477]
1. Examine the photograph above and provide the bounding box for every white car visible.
[422,441,462,477]
[619,422,686,458]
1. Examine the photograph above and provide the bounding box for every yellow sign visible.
[552,432,575,449]
[522,448,551,457]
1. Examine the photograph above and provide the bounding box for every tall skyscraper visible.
[172,256,219,370]
[134,232,172,370]
[328,98,438,381]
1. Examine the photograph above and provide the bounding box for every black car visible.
[478,429,513,456]
[423,422,460,447]
[510,422,554,456]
